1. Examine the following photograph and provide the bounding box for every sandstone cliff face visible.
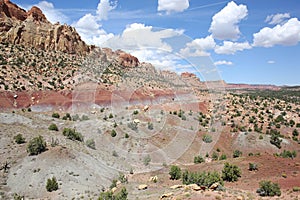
[0,0,90,55]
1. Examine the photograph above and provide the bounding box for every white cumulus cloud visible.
[158,0,189,14]
[72,0,117,46]
[265,13,290,25]
[180,35,216,57]
[214,60,233,66]
[209,1,248,40]
[253,18,300,47]
[215,41,251,54]
[34,1,68,23]
[103,23,183,51]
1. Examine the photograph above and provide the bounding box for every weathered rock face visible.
[0,0,90,55]
[102,48,140,68]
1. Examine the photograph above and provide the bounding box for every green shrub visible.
[118,173,128,183]
[46,177,58,192]
[111,130,117,137]
[48,123,58,131]
[233,150,242,158]
[249,163,258,171]
[14,134,26,144]
[222,162,241,182]
[62,128,83,142]
[293,186,300,192]
[219,154,227,160]
[127,122,138,131]
[182,170,223,187]
[270,129,282,149]
[51,112,60,118]
[194,155,205,164]
[125,133,129,138]
[109,113,114,118]
[27,135,47,155]
[202,134,212,143]
[86,139,96,149]
[147,122,154,130]
[293,129,299,137]
[279,150,297,159]
[143,155,151,166]
[212,152,219,161]
[133,110,139,115]
[110,179,117,189]
[257,180,281,196]
[98,187,128,200]
[169,165,181,180]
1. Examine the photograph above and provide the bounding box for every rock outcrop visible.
[0,0,90,55]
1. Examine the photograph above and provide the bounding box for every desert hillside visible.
[0,1,300,200]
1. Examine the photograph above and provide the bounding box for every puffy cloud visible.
[253,18,300,47]
[103,23,183,51]
[209,1,248,40]
[267,60,275,64]
[158,0,189,14]
[179,35,216,56]
[35,1,68,23]
[265,13,290,25]
[96,0,117,20]
[215,41,251,54]
[214,60,233,66]
[72,0,116,46]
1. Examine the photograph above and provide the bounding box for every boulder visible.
[138,184,148,190]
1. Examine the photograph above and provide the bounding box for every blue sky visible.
[15,0,300,86]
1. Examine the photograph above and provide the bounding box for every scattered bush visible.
[270,130,282,149]
[51,112,60,118]
[111,130,117,137]
[46,177,58,192]
[212,152,219,161]
[86,139,96,149]
[293,186,300,192]
[133,110,139,115]
[182,170,223,188]
[110,179,117,189]
[118,173,128,184]
[127,122,138,131]
[125,133,129,138]
[278,150,297,159]
[202,134,212,143]
[143,155,151,166]
[194,155,205,164]
[98,187,128,200]
[27,135,47,155]
[62,128,83,142]
[222,162,241,182]
[219,154,227,160]
[48,123,58,131]
[249,163,258,171]
[233,150,242,158]
[147,122,154,130]
[14,134,25,144]
[169,165,181,180]
[257,180,281,196]
[293,129,299,137]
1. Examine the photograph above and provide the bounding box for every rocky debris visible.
[160,192,173,199]
[138,184,148,190]
[209,182,220,190]
[149,175,158,182]
[236,196,244,200]
[170,184,183,189]
[184,184,202,191]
